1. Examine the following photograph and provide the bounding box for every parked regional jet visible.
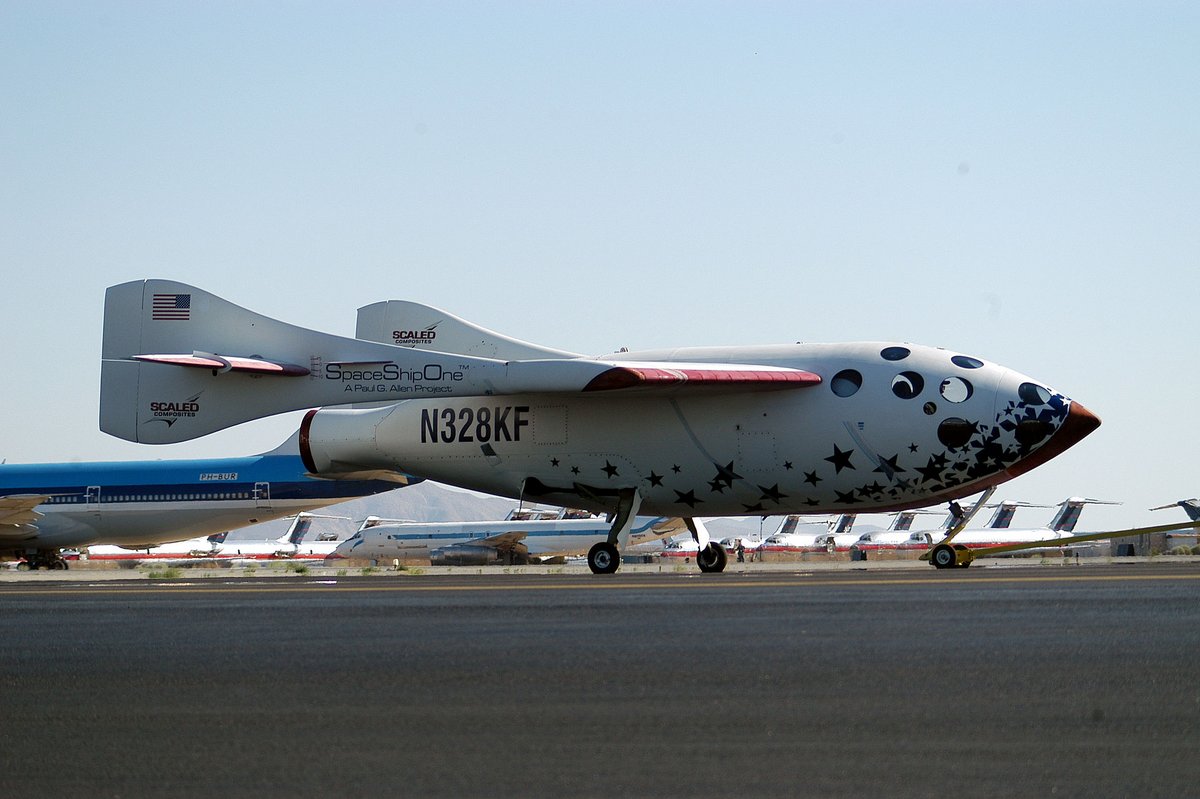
[758,514,856,553]
[68,534,223,563]
[0,435,412,569]
[330,508,686,566]
[208,512,350,560]
[99,280,1103,573]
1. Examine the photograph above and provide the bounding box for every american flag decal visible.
[152,293,191,321]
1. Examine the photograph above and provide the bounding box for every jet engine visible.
[430,544,528,567]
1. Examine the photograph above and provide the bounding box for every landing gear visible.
[930,543,971,569]
[17,551,69,571]
[587,542,620,575]
[696,542,728,573]
[586,487,642,575]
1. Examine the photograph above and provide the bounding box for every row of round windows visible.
[829,347,1055,409]
[830,369,975,404]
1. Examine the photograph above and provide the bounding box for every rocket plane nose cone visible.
[1006,400,1101,479]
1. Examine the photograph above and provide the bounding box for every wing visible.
[0,495,47,538]
[471,530,529,550]
[942,519,1200,566]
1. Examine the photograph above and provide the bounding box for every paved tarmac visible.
[1,562,1198,798]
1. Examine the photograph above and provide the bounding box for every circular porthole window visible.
[890,371,924,399]
[881,346,910,361]
[937,418,975,449]
[1018,382,1053,405]
[831,369,863,398]
[951,355,984,369]
[940,376,973,403]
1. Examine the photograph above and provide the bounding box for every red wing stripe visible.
[132,354,310,377]
[584,366,822,391]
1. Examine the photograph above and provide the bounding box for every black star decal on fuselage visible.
[648,471,664,487]
[758,484,787,504]
[712,461,741,488]
[873,453,907,481]
[602,461,619,478]
[674,489,702,508]
[804,471,822,487]
[824,445,856,473]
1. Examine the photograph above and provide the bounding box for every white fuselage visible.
[303,341,1095,519]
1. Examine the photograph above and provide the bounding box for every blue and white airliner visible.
[0,433,416,569]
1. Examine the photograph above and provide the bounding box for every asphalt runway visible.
[2,564,1199,798]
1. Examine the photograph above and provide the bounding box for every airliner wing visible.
[434,531,531,561]
[0,495,46,537]
[471,531,529,549]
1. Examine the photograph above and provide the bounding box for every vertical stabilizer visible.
[356,300,579,359]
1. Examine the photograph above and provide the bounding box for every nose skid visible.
[1006,400,1101,479]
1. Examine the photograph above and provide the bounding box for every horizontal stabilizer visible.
[132,353,310,376]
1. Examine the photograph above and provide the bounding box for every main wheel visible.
[587,542,620,575]
[697,542,728,573]
[930,543,958,569]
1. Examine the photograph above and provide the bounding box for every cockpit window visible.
[881,346,910,361]
[951,355,984,369]
[890,371,924,399]
[939,376,973,403]
[831,369,863,397]
[1018,382,1052,405]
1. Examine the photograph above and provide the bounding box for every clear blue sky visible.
[1,1,1196,531]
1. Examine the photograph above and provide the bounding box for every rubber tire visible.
[587,542,620,575]
[931,544,958,569]
[697,542,728,573]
